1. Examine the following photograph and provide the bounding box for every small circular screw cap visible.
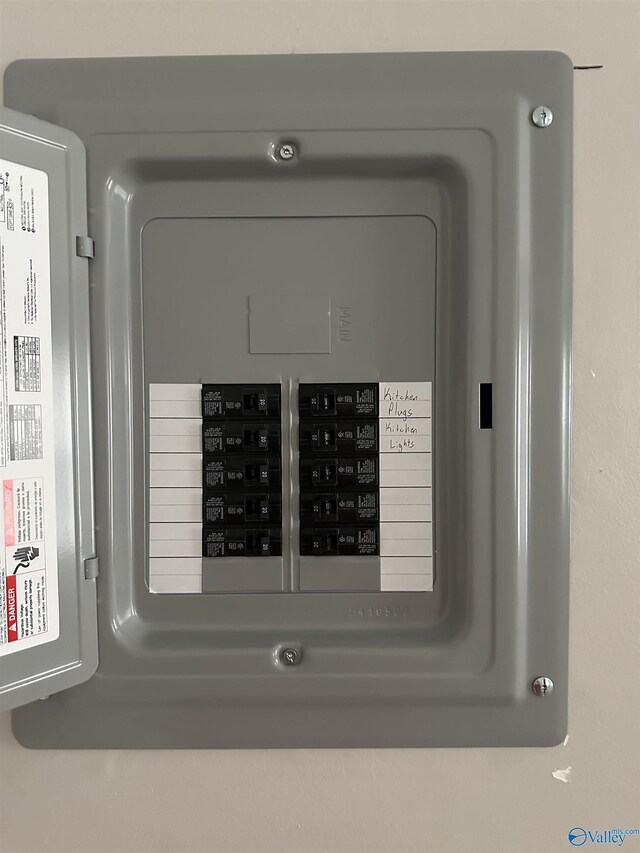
[532,676,554,696]
[532,105,554,128]
[279,646,302,666]
[276,142,296,161]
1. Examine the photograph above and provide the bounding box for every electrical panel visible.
[0,51,572,748]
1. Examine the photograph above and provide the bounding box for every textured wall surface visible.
[0,2,638,852]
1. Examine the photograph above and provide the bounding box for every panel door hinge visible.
[84,556,99,579]
[76,235,95,259]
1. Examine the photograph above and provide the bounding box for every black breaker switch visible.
[201,384,280,418]
[203,527,282,558]
[202,422,281,454]
[300,491,378,523]
[203,456,281,489]
[300,526,379,556]
[299,384,378,418]
[203,491,281,524]
[300,421,378,454]
[300,456,378,489]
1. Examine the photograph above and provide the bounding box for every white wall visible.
[0,2,638,852]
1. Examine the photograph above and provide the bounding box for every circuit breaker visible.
[0,51,572,748]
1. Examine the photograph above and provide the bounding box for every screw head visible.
[532,105,554,128]
[532,676,554,696]
[279,646,302,666]
[276,142,296,161]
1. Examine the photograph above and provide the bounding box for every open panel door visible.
[0,107,98,710]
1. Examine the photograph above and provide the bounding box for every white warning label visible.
[0,159,59,654]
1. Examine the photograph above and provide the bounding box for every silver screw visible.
[532,676,554,696]
[279,646,302,666]
[276,142,296,161]
[531,105,554,128]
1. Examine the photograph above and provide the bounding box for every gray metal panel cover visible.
[3,52,572,747]
[0,108,98,710]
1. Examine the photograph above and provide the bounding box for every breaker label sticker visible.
[0,159,59,654]
[378,382,433,592]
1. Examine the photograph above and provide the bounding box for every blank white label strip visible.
[149,575,201,594]
[150,469,202,488]
[148,553,201,597]
[149,452,202,486]
[380,522,432,557]
[149,557,203,575]
[380,487,431,505]
[380,557,433,592]
[380,453,430,470]
[150,522,202,540]
[148,384,203,594]
[149,399,202,418]
[149,540,202,558]
[380,522,431,539]
[380,468,431,487]
[149,504,201,523]
[380,557,433,575]
[150,418,201,436]
[380,504,431,522]
[379,383,433,592]
[148,384,202,401]
[149,453,202,470]
[380,539,431,557]
[150,487,202,505]
[150,434,201,453]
